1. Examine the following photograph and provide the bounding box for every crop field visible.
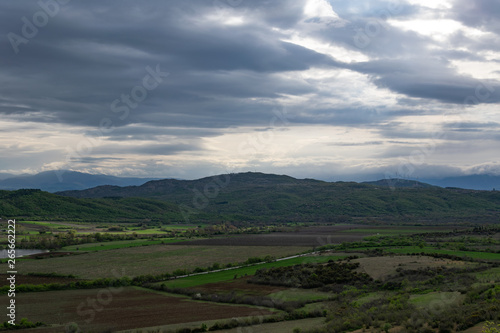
[2,220,499,332]
[17,221,93,233]
[17,221,201,235]
[353,255,473,280]
[340,225,458,236]
[0,274,80,287]
[11,245,310,279]
[214,317,327,333]
[159,254,348,289]
[0,287,275,332]
[116,317,327,333]
[61,238,190,252]
[172,225,370,247]
[188,276,289,296]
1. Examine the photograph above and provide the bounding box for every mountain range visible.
[1,170,499,192]
[421,175,500,191]
[2,172,500,223]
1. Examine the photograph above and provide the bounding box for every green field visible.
[161,255,347,288]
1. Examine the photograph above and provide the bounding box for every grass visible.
[161,255,347,289]
[355,291,389,306]
[473,266,500,283]
[409,291,463,309]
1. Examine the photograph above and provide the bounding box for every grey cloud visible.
[327,141,384,146]
[349,59,500,104]
[91,143,202,156]
[0,0,336,130]
[443,121,500,132]
[75,157,125,164]
[452,0,500,33]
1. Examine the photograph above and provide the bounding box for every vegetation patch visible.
[249,261,372,288]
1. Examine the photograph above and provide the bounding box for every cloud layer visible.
[1,0,499,180]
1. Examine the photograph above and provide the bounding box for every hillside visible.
[0,189,182,222]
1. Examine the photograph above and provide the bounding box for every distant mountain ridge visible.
[422,175,500,191]
[0,170,160,192]
[0,173,14,181]
[362,179,436,188]
[1,169,499,193]
[56,172,319,199]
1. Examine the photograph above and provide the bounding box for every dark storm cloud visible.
[1,0,498,135]
[452,0,500,33]
[0,0,339,132]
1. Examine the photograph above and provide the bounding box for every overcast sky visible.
[1,0,499,181]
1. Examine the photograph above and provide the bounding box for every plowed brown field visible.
[6,287,275,332]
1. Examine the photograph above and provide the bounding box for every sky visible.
[1,0,499,181]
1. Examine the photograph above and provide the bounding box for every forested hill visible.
[0,172,497,223]
[0,189,182,222]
